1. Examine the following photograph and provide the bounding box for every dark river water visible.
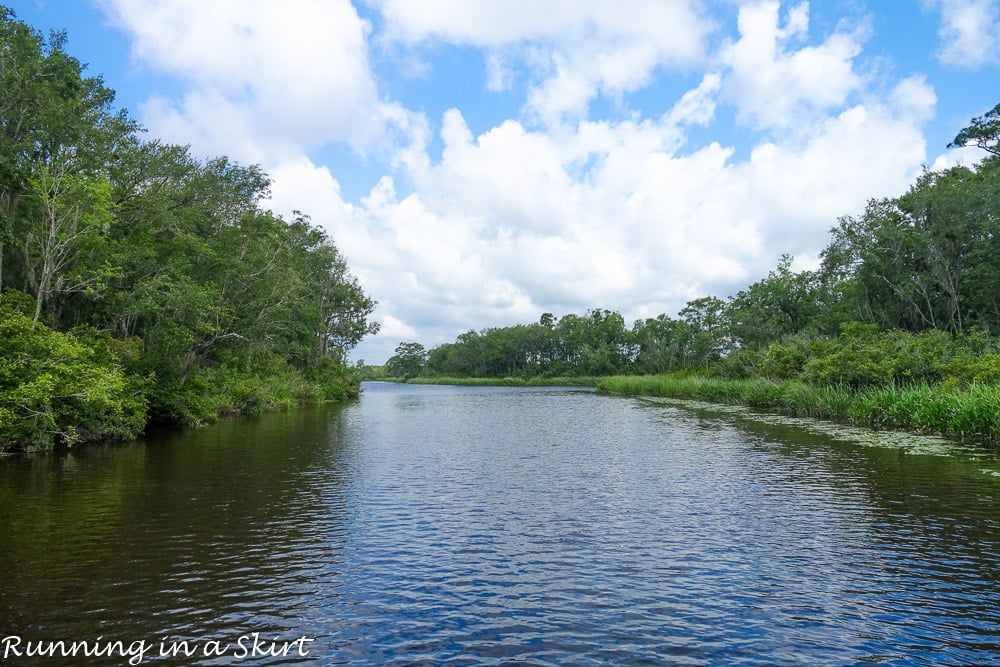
[2,382,1000,666]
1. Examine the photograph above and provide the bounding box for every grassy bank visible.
[597,375,1000,446]
[402,376,598,387]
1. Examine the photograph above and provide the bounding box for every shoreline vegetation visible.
[597,375,1000,448]
[0,9,377,452]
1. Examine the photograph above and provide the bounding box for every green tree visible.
[679,296,728,368]
[823,161,1000,334]
[726,255,833,350]
[0,7,132,292]
[961,156,1000,331]
[386,342,427,379]
[948,102,1000,155]
[0,292,146,451]
[101,146,377,419]
[21,151,117,323]
[0,8,381,444]
[631,314,688,374]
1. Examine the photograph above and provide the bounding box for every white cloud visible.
[664,73,722,128]
[371,0,715,123]
[99,0,420,162]
[268,87,933,363]
[927,0,1000,67]
[93,1,945,364]
[889,76,938,125]
[377,315,418,342]
[485,53,513,92]
[720,1,865,131]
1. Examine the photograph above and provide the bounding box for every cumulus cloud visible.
[371,0,715,123]
[268,95,933,362]
[720,1,865,131]
[99,0,422,162]
[927,0,1000,67]
[93,1,945,362]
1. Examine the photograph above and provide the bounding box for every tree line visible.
[0,7,378,451]
[386,103,1000,387]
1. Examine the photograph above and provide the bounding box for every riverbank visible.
[0,304,363,453]
[597,375,1000,446]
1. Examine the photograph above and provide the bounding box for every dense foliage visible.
[389,114,1000,400]
[0,8,378,450]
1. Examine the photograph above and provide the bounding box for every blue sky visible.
[11,0,1000,363]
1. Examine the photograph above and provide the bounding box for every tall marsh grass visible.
[851,383,1000,442]
[597,375,1000,445]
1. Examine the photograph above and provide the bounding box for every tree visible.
[949,102,1000,156]
[631,314,688,375]
[386,342,427,379]
[822,161,1000,334]
[578,309,631,374]
[961,156,1000,331]
[0,7,131,291]
[0,8,382,444]
[679,296,728,368]
[726,255,831,350]
[21,151,117,323]
[0,293,146,450]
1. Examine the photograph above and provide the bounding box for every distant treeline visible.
[0,8,378,451]
[385,103,1000,391]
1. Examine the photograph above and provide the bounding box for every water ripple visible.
[2,385,1000,665]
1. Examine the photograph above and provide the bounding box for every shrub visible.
[0,294,147,451]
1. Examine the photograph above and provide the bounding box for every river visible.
[2,381,999,665]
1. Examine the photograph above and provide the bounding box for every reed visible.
[597,375,1000,445]
[851,382,1000,442]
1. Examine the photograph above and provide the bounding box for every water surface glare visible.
[2,381,1000,665]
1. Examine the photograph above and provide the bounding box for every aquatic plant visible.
[597,374,1000,446]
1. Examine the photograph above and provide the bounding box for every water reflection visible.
[1,383,999,665]
[1,406,353,665]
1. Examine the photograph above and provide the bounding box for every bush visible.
[802,323,896,386]
[761,342,807,380]
[798,324,985,388]
[144,353,358,427]
[0,294,148,451]
[715,347,764,379]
